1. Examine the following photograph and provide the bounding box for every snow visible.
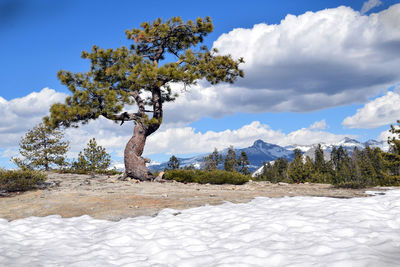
[251,165,265,177]
[1,190,400,266]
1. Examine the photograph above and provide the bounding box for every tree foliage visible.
[224,146,238,172]
[167,155,180,170]
[71,138,111,172]
[44,16,243,180]
[288,149,307,183]
[0,169,47,192]
[256,143,399,188]
[382,120,400,177]
[204,148,223,171]
[44,16,243,130]
[164,169,249,185]
[238,151,250,175]
[12,123,69,170]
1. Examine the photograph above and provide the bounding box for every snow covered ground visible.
[1,190,400,266]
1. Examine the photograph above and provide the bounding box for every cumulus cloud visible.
[0,88,134,161]
[342,90,400,129]
[310,119,327,130]
[377,129,393,151]
[378,129,393,142]
[0,88,357,164]
[361,0,382,14]
[196,4,400,115]
[57,119,353,158]
[0,88,68,146]
[145,121,352,155]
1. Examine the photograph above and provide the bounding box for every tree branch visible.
[102,112,142,125]
[130,90,146,114]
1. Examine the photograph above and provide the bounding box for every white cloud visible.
[0,148,19,159]
[145,5,400,125]
[145,121,352,155]
[0,88,140,161]
[342,90,400,129]
[377,129,393,151]
[198,4,400,114]
[378,129,393,142]
[0,88,68,147]
[361,0,382,14]
[310,119,327,130]
[0,88,357,165]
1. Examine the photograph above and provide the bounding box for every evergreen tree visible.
[388,120,400,154]
[224,146,238,172]
[183,164,196,170]
[313,144,332,183]
[273,158,289,182]
[303,156,315,182]
[204,148,223,171]
[330,146,352,185]
[167,155,180,170]
[12,123,69,170]
[260,161,272,180]
[72,138,111,172]
[45,17,243,181]
[382,121,400,178]
[358,148,377,185]
[314,144,326,173]
[238,151,250,175]
[330,146,348,170]
[288,149,305,183]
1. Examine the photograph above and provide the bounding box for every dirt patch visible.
[0,172,393,221]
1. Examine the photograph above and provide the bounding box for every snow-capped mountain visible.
[149,138,388,173]
[301,137,387,161]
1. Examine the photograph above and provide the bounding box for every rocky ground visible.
[0,172,393,221]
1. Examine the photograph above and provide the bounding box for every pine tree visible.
[167,155,180,170]
[224,146,238,172]
[388,120,400,154]
[358,147,377,186]
[273,158,289,182]
[382,121,400,178]
[12,123,69,170]
[303,156,314,182]
[288,149,305,183]
[45,17,244,181]
[238,151,250,175]
[330,146,352,185]
[204,148,223,171]
[72,138,111,172]
[313,144,332,183]
[260,161,272,180]
[314,144,326,173]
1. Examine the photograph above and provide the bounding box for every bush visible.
[57,168,122,175]
[333,181,370,189]
[164,169,249,185]
[0,169,47,192]
[71,138,111,173]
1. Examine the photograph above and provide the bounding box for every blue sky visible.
[1,0,400,168]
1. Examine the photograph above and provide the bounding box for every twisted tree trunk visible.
[124,87,163,181]
[124,123,154,181]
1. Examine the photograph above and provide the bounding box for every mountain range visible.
[149,138,388,173]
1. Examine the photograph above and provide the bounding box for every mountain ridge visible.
[148,138,388,172]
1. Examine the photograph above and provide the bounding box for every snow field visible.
[1,190,400,266]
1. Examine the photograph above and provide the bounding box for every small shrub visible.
[57,168,122,175]
[333,181,369,189]
[165,169,249,185]
[0,169,47,192]
[71,138,111,173]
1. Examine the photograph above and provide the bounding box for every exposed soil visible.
[0,172,393,221]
